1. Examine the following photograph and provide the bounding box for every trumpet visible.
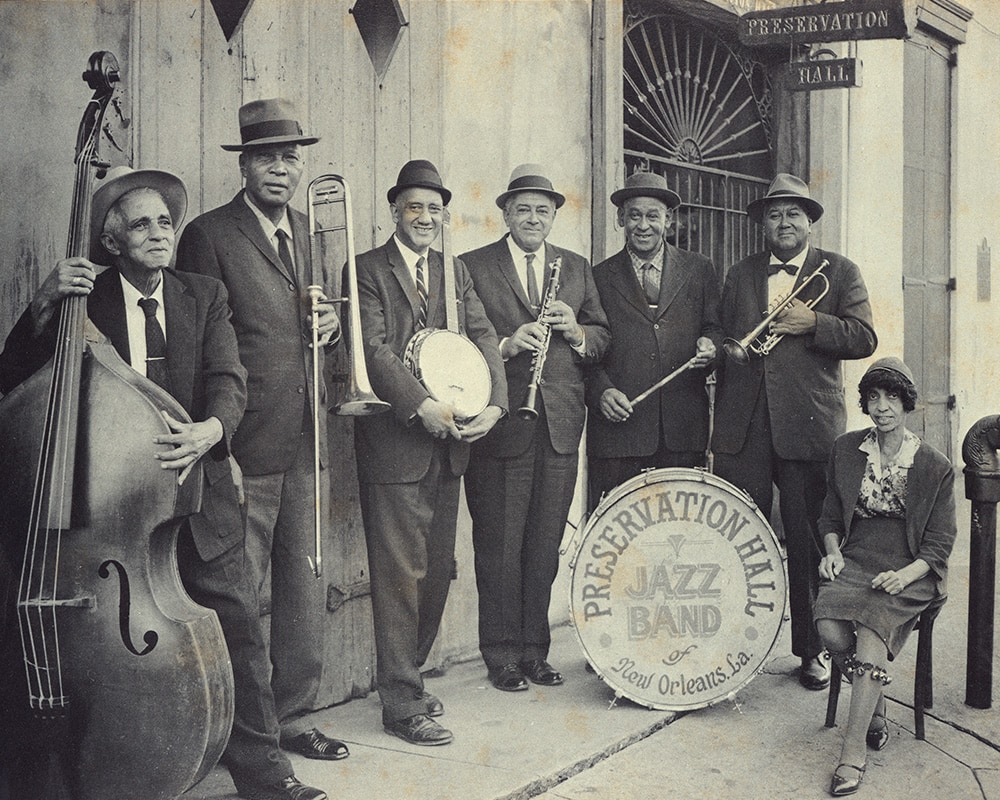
[723,259,830,365]
[517,256,562,420]
[308,174,390,416]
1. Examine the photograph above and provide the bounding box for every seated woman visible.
[814,357,956,797]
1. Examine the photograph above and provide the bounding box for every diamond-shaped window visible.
[351,0,407,81]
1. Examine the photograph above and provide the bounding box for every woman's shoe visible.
[830,763,866,796]
[866,717,889,751]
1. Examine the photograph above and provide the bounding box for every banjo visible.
[402,211,492,421]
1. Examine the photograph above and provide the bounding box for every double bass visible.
[0,53,233,799]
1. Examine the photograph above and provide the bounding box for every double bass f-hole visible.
[99,559,159,656]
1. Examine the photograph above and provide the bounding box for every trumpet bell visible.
[722,337,751,365]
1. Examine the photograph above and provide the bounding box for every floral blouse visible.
[854,427,921,520]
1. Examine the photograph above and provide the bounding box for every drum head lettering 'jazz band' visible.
[569,468,787,711]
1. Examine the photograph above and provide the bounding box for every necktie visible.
[767,261,796,277]
[137,297,170,392]
[525,253,540,311]
[415,256,428,330]
[641,262,660,305]
[276,229,296,281]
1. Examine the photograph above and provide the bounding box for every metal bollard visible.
[961,415,1000,709]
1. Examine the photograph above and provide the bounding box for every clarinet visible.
[517,256,562,420]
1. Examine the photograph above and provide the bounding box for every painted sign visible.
[788,57,862,91]
[738,0,914,46]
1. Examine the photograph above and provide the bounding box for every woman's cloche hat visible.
[862,356,915,387]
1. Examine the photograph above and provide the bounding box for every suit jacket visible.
[353,237,507,484]
[714,246,877,461]
[460,237,610,457]
[175,191,328,476]
[0,267,247,562]
[586,244,721,458]
[818,427,956,595]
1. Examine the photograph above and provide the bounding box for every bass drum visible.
[403,328,491,421]
[569,468,786,711]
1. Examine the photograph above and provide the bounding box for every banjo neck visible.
[439,210,459,334]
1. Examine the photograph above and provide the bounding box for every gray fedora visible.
[221,97,319,151]
[386,159,452,205]
[746,173,824,224]
[496,163,566,209]
[610,171,681,209]
[89,166,187,263]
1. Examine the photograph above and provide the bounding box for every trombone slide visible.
[306,285,325,579]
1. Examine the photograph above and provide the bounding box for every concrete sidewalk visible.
[185,522,1000,800]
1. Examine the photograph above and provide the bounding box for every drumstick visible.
[627,356,698,407]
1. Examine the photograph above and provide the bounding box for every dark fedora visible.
[89,165,187,263]
[386,159,452,205]
[746,173,824,224]
[221,97,319,151]
[610,171,681,209]
[495,163,565,209]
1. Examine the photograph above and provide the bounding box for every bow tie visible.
[767,261,796,277]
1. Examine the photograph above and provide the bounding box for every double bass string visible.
[17,107,99,713]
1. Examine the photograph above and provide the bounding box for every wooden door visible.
[902,31,954,458]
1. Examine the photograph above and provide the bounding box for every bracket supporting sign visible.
[739,0,915,46]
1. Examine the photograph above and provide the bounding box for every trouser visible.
[241,433,329,737]
[714,389,826,659]
[178,528,293,788]
[588,441,705,513]
[359,443,459,721]
[465,418,578,669]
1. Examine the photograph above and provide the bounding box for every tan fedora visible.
[89,165,187,263]
[495,163,565,209]
[610,171,681,209]
[386,159,452,205]
[221,97,319,151]
[746,173,823,224]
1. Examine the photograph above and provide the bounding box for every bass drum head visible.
[569,468,787,711]
[403,328,491,421]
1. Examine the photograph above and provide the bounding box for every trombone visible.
[723,259,830,365]
[305,175,389,578]
[307,174,390,416]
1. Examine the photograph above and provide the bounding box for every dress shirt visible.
[767,244,810,311]
[243,193,295,274]
[501,237,586,357]
[626,243,665,305]
[393,234,430,294]
[505,236,546,305]
[120,273,166,378]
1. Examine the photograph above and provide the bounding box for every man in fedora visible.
[713,172,877,692]
[0,167,328,800]
[175,99,350,770]
[460,164,609,692]
[353,159,506,744]
[586,171,721,509]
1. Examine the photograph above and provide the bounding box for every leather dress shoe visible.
[830,762,865,796]
[420,690,444,717]
[489,663,528,692]
[384,713,453,746]
[799,653,831,691]
[236,775,327,800]
[281,728,349,760]
[520,658,564,686]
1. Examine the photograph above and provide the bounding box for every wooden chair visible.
[824,594,947,741]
